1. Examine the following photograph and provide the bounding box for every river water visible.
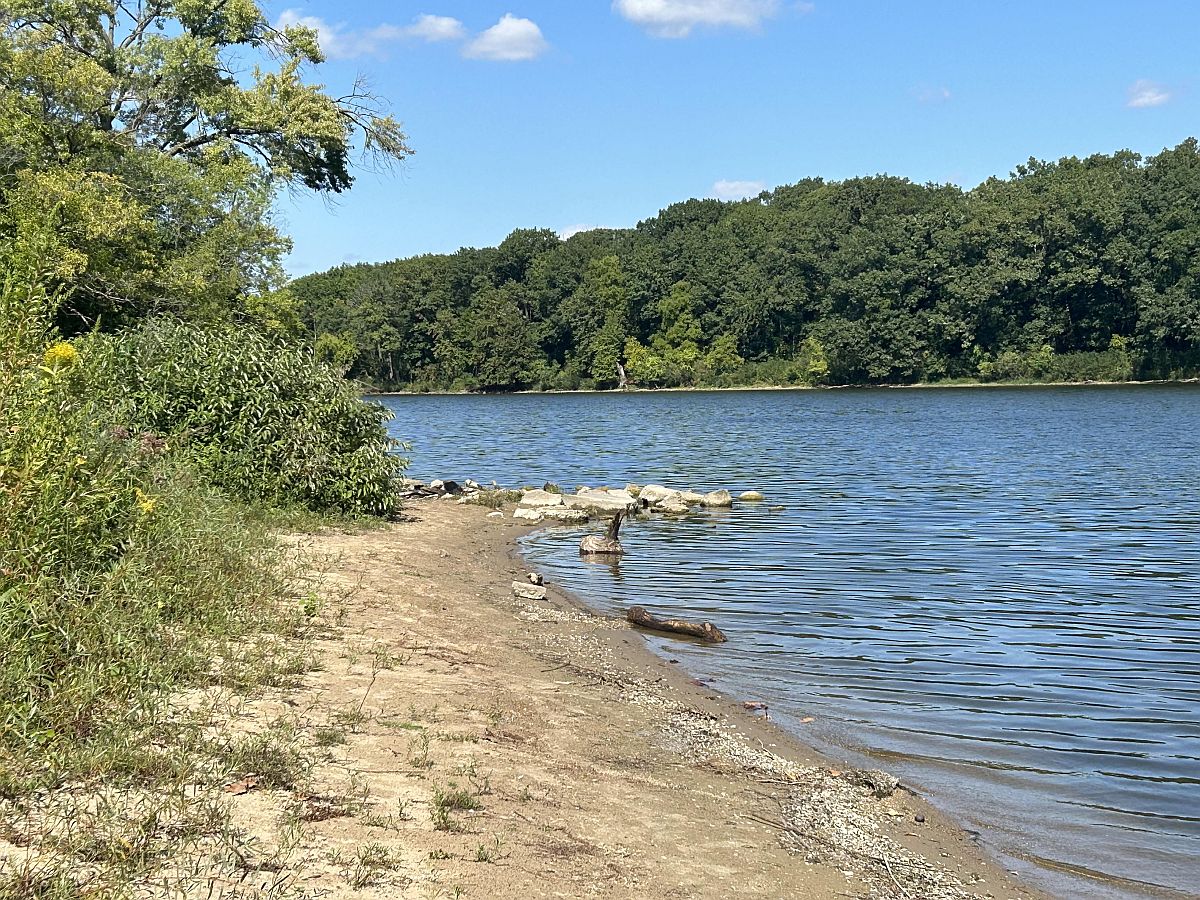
[379,385,1200,899]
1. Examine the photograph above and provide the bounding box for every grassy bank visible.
[0,277,405,894]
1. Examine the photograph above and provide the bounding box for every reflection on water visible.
[381,385,1200,899]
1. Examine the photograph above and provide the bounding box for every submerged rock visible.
[739,490,766,502]
[700,489,734,508]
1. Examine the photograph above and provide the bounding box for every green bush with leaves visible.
[0,278,293,761]
[80,319,408,516]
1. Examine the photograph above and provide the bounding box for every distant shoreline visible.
[367,376,1200,397]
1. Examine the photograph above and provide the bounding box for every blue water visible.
[380,385,1200,899]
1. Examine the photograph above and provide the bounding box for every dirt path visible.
[223,500,1047,899]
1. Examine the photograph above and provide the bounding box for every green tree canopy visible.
[1,0,412,329]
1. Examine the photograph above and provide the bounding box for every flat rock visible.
[519,488,565,508]
[512,581,548,601]
[658,500,690,515]
[565,489,637,515]
[700,489,733,508]
[542,508,589,523]
[679,490,705,505]
[513,507,543,522]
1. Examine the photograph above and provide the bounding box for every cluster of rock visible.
[400,476,766,526]
[513,482,766,525]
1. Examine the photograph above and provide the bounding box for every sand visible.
[202,499,1049,899]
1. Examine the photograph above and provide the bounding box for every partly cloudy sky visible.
[275,9,547,61]
[277,1,1194,277]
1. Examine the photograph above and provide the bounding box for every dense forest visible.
[294,142,1200,391]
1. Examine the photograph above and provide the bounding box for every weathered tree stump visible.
[626,606,728,643]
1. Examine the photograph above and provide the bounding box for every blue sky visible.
[272,1,1197,277]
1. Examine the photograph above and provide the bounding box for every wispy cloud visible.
[614,0,780,38]
[275,10,466,59]
[1127,79,1171,108]
[401,14,466,42]
[559,224,600,239]
[463,14,549,61]
[712,179,767,200]
[914,84,952,104]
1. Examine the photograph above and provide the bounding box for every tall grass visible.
[0,279,298,776]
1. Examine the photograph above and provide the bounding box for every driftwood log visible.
[626,606,728,643]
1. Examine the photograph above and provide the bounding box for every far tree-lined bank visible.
[293,142,1200,391]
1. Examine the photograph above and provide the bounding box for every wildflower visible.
[134,488,157,515]
[43,342,78,370]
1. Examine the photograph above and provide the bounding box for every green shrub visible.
[0,279,295,761]
[79,319,408,516]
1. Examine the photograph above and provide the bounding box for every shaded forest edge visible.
[293,140,1200,392]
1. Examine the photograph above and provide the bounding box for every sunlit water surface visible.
[381,385,1200,899]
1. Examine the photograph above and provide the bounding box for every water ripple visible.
[382,384,1200,900]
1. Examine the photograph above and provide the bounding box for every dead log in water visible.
[626,606,728,643]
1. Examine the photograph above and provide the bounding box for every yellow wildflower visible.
[134,488,157,515]
[43,342,79,370]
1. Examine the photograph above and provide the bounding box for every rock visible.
[679,490,705,505]
[625,483,643,497]
[464,478,480,489]
[513,507,543,523]
[519,488,565,508]
[429,479,443,491]
[542,482,561,494]
[843,769,899,799]
[565,489,637,515]
[739,490,766,501]
[486,511,503,518]
[542,508,589,523]
[527,572,544,585]
[700,489,733,508]
[637,484,675,505]
[512,581,547,601]
[658,500,690,515]
[430,479,462,495]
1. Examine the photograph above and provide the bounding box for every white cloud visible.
[402,14,466,42]
[463,14,548,61]
[914,84,952,104]
[712,179,767,200]
[1127,79,1170,108]
[275,10,466,59]
[614,0,780,38]
[559,224,600,239]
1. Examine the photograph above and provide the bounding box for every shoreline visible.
[265,499,1050,898]
[367,377,1199,398]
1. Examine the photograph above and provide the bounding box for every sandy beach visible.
[205,498,1050,899]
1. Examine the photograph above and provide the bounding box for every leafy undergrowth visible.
[0,277,380,895]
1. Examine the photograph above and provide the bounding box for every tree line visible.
[293,142,1200,390]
